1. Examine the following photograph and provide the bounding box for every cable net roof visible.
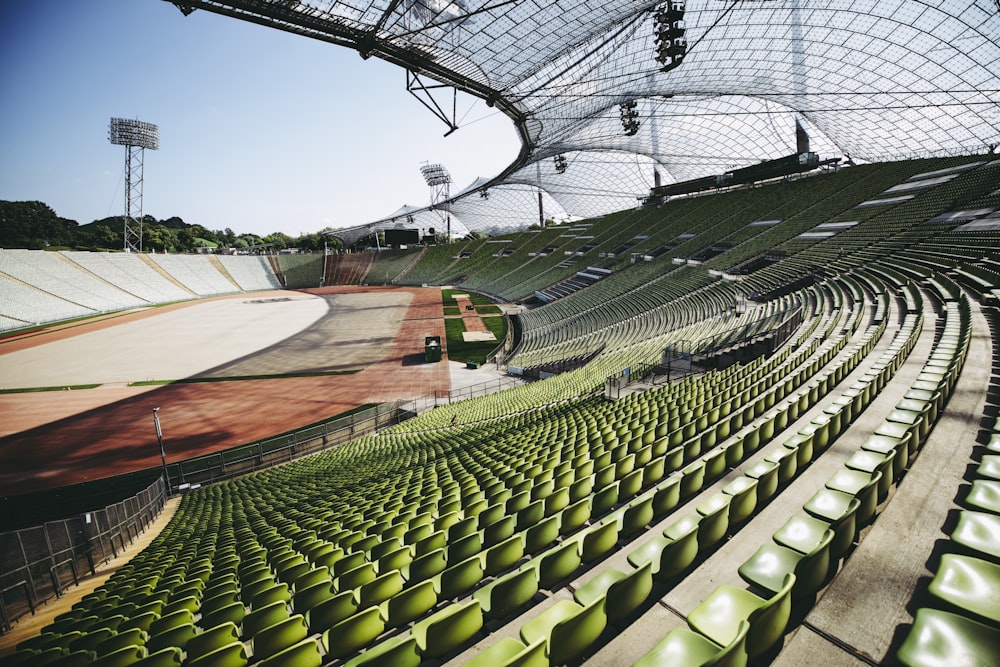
[173,0,1000,235]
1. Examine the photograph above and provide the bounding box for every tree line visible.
[0,200,340,253]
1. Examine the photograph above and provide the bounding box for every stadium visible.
[1,1,999,666]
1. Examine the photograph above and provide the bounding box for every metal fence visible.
[400,376,526,415]
[0,477,166,634]
[163,401,410,489]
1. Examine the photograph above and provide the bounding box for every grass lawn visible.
[444,316,506,364]
[441,288,496,308]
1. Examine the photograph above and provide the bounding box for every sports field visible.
[0,286,449,496]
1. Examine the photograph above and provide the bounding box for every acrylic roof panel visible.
[171,0,1000,232]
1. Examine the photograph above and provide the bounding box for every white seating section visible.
[0,276,96,327]
[0,249,146,313]
[146,254,240,296]
[61,252,192,304]
[216,255,282,291]
[0,250,285,332]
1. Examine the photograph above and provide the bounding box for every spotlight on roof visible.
[620,101,640,136]
[654,1,686,71]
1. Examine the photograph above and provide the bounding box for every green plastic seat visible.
[146,622,197,654]
[187,622,242,662]
[523,595,607,665]
[404,548,448,582]
[473,567,539,620]
[927,554,1000,624]
[256,638,322,667]
[897,608,1000,667]
[243,600,290,638]
[448,533,484,564]
[573,562,652,624]
[560,498,592,534]
[201,601,246,630]
[12,647,64,666]
[343,636,420,667]
[951,510,1000,562]
[95,628,147,657]
[803,489,860,559]
[338,563,378,591]
[333,552,368,577]
[627,535,672,576]
[91,645,147,667]
[844,449,895,501]
[680,461,706,499]
[483,534,525,575]
[119,611,159,634]
[412,599,483,658]
[185,641,248,667]
[591,482,620,516]
[861,432,910,479]
[459,637,547,667]
[771,515,830,554]
[659,516,700,579]
[201,589,240,615]
[722,477,758,525]
[826,469,882,526]
[359,570,404,608]
[16,632,67,653]
[744,460,779,504]
[696,494,731,551]
[162,594,199,617]
[322,607,386,659]
[616,495,653,539]
[241,576,275,602]
[435,555,485,599]
[652,477,681,518]
[580,519,619,563]
[738,530,833,600]
[380,579,437,626]
[375,547,413,574]
[251,614,309,661]
[965,479,1000,515]
[68,628,115,654]
[524,515,561,552]
[687,574,795,659]
[293,580,335,613]
[764,447,797,487]
[305,591,358,632]
[634,620,749,667]
[133,647,182,667]
[536,540,582,588]
[483,516,516,547]
[293,567,332,592]
[148,609,193,637]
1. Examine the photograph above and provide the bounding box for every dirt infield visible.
[0,287,449,496]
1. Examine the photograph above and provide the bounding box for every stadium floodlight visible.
[109,118,160,253]
[420,163,452,187]
[620,101,640,136]
[421,163,453,241]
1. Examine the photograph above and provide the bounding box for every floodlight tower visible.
[420,163,452,241]
[109,118,159,253]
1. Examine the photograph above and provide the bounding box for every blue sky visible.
[0,0,519,237]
